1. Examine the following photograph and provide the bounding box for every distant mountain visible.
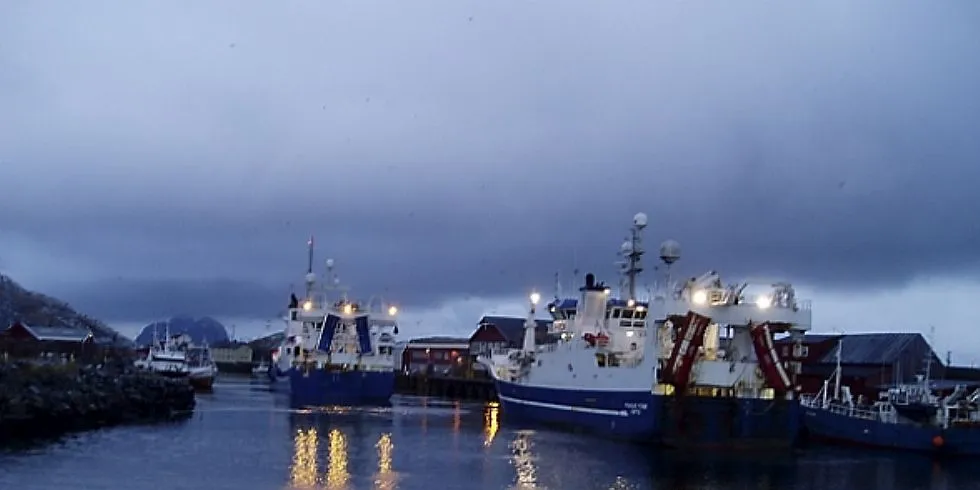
[135,315,230,347]
[0,274,131,346]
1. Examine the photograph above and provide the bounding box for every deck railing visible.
[800,395,884,421]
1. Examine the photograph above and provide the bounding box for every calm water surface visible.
[0,376,976,490]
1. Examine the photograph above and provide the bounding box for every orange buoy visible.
[932,435,944,448]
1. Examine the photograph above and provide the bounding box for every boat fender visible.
[932,435,944,448]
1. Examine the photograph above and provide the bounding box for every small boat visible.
[134,324,191,378]
[134,323,217,390]
[802,336,980,456]
[269,236,401,406]
[252,362,271,377]
[186,342,218,391]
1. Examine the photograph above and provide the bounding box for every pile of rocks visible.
[0,361,196,440]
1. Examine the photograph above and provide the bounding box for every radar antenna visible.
[658,239,681,296]
[324,258,349,302]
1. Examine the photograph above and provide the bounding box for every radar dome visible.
[621,240,633,253]
[305,272,317,284]
[325,258,335,268]
[633,212,648,228]
[659,240,681,265]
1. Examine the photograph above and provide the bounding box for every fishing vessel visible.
[801,337,980,455]
[269,237,400,407]
[186,342,218,390]
[134,326,218,390]
[480,212,812,447]
[654,272,810,449]
[478,213,662,440]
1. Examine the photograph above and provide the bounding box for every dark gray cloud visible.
[2,1,979,322]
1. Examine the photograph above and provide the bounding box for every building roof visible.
[6,323,94,342]
[774,333,842,345]
[816,333,924,365]
[408,336,469,345]
[475,316,552,343]
[406,336,470,349]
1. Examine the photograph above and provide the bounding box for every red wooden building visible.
[0,322,96,361]
[401,337,470,376]
[468,316,554,372]
[774,332,942,399]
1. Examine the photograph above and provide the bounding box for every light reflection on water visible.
[289,428,318,488]
[3,381,980,490]
[484,401,500,448]
[374,433,396,490]
[509,431,539,489]
[325,429,350,489]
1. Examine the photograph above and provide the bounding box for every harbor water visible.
[1,376,978,490]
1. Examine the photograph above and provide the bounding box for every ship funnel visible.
[576,274,608,335]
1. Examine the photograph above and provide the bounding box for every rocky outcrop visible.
[0,274,131,347]
[135,315,230,347]
[0,361,195,441]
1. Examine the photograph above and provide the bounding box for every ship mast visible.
[304,235,316,300]
[620,213,648,302]
[924,325,936,387]
[834,336,842,400]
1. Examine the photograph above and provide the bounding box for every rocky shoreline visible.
[0,361,196,441]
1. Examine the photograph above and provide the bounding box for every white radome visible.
[633,212,648,228]
[659,240,681,264]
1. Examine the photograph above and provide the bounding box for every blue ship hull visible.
[660,395,802,450]
[802,406,980,456]
[273,365,395,407]
[495,380,801,448]
[494,379,662,442]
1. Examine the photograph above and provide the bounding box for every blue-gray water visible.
[1,377,977,490]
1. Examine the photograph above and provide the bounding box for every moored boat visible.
[479,213,661,441]
[801,337,980,456]
[270,237,400,407]
[134,325,192,378]
[655,275,811,449]
[186,342,218,391]
[480,212,813,448]
[134,325,218,391]
[251,361,270,377]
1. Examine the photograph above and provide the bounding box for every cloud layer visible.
[1,1,979,322]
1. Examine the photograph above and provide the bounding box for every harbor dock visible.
[395,373,497,402]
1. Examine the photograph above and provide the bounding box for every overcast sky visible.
[2,1,979,360]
